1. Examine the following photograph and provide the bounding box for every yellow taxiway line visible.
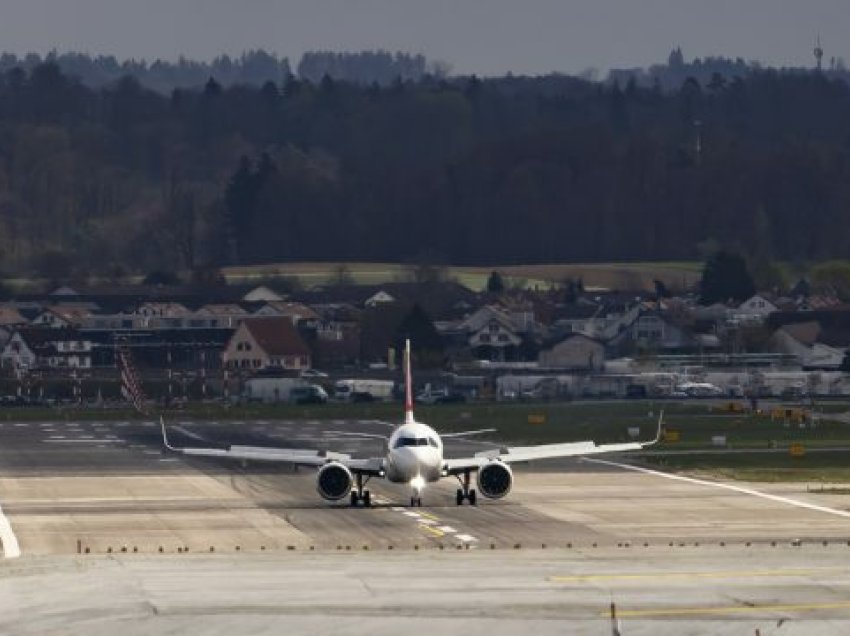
[552,568,839,583]
[419,524,445,538]
[604,601,850,618]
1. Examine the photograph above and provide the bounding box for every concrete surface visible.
[1,417,850,634]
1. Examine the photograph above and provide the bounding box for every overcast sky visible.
[0,0,846,76]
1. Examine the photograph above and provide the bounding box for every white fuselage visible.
[384,421,444,485]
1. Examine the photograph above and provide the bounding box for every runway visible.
[2,416,850,633]
[2,417,850,553]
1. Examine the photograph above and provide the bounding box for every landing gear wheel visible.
[350,491,359,507]
[362,490,371,507]
[410,496,422,507]
[455,471,476,505]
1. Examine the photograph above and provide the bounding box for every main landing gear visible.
[455,470,477,506]
[350,473,372,507]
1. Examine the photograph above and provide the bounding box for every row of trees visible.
[0,49,439,93]
[1,61,850,281]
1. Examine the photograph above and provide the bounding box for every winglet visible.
[160,416,177,452]
[642,409,664,447]
[404,339,415,426]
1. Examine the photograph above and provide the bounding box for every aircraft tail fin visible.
[404,339,415,426]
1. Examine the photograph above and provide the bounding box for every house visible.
[135,302,191,329]
[32,306,94,328]
[0,306,27,327]
[1,328,94,370]
[452,305,522,361]
[771,321,849,369]
[242,285,285,302]
[223,317,311,371]
[606,308,700,355]
[253,301,320,326]
[549,302,601,337]
[538,333,605,370]
[193,304,248,328]
[730,294,778,324]
[364,291,396,307]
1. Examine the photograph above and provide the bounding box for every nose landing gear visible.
[350,474,372,507]
[455,470,477,505]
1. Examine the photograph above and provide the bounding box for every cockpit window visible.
[393,437,433,448]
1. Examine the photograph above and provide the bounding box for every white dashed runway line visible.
[43,439,124,444]
[374,495,478,545]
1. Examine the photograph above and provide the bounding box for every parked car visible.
[289,385,329,405]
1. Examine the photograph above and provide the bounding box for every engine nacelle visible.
[476,461,513,499]
[316,462,353,501]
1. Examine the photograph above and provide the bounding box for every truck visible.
[333,379,395,402]
[243,377,327,404]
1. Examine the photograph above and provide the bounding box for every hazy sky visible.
[0,0,846,76]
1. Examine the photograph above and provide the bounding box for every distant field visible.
[220,261,702,292]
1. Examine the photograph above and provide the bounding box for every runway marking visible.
[13,423,28,428]
[174,425,210,442]
[42,439,124,444]
[606,600,850,618]
[455,534,477,543]
[47,435,66,440]
[417,518,438,525]
[585,457,850,520]
[391,507,405,512]
[0,499,20,559]
[437,525,457,533]
[403,511,421,518]
[419,524,445,537]
[418,510,439,521]
[552,568,838,583]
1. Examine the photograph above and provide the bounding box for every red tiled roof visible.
[243,317,310,356]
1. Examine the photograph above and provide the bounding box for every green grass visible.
[216,261,704,292]
[643,452,850,483]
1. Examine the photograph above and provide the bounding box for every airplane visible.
[160,340,663,507]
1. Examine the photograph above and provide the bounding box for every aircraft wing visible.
[443,411,664,475]
[161,419,385,475]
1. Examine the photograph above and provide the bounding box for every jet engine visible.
[476,461,513,499]
[317,462,353,500]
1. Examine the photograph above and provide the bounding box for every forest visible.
[0,54,849,282]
